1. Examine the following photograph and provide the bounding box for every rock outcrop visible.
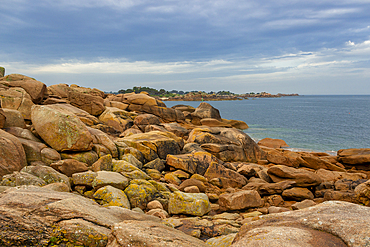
[232,201,370,247]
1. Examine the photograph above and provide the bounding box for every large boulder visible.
[1,109,26,128]
[31,104,93,152]
[0,129,27,177]
[232,201,370,247]
[93,185,131,209]
[168,191,211,216]
[264,148,307,168]
[338,148,370,170]
[258,137,289,148]
[204,162,247,188]
[0,186,160,246]
[122,131,183,161]
[191,102,221,125]
[141,104,185,122]
[188,127,263,163]
[47,84,106,116]
[301,154,346,172]
[315,169,367,183]
[0,86,34,120]
[161,122,190,138]
[124,179,159,209]
[21,164,71,189]
[267,165,322,187]
[107,220,207,247]
[355,179,370,206]
[133,113,161,131]
[68,89,105,116]
[166,151,221,175]
[44,103,100,126]
[98,107,136,133]
[17,137,61,165]
[50,159,89,177]
[1,74,47,104]
[87,127,118,158]
[219,190,263,211]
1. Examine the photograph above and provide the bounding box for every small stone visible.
[190,174,208,183]
[93,185,130,209]
[241,211,262,219]
[132,207,144,214]
[147,200,163,210]
[164,172,182,185]
[146,169,162,180]
[168,191,211,216]
[268,206,290,214]
[184,186,200,193]
[207,193,219,203]
[292,199,317,210]
[146,208,169,219]
[213,212,240,221]
[190,229,201,238]
[172,170,190,179]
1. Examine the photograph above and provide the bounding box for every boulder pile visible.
[0,71,370,246]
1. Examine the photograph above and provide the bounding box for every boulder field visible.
[0,71,370,246]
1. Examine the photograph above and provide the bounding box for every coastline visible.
[1,71,370,246]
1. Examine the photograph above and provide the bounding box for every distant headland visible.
[114,86,299,101]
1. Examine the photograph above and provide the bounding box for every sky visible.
[1,0,370,95]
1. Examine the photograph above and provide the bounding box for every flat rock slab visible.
[107,220,207,247]
[232,201,370,247]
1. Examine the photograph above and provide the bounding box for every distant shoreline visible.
[160,93,300,101]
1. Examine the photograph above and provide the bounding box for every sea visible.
[164,95,370,154]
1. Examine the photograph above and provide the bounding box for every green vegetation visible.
[116,87,239,98]
[113,87,298,100]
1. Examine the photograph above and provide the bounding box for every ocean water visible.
[164,95,370,153]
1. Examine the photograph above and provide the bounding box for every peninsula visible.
[116,86,299,101]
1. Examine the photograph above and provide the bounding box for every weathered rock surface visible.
[31,104,93,152]
[188,127,263,163]
[219,190,263,211]
[258,138,289,148]
[99,107,136,133]
[47,83,106,116]
[45,103,100,126]
[232,201,370,247]
[123,131,183,160]
[0,186,159,246]
[191,102,222,124]
[267,165,322,187]
[107,220,207,247]
[50,159,89,177]
[1,74,47,104]
[93,185,130,208]
[0,129,27,177]
[338,148,370,170]
[204,162,247,188]
[0,86,34,120]
[168,191,211,216]
[354,179,370,206]
[17,137,61,165]
[1,108,26,128]
[315,168,367,182]
[0,108,6,128]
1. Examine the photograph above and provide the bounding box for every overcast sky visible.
[1,0,370,94]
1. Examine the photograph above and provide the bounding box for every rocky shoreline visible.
[0,70,370,246]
